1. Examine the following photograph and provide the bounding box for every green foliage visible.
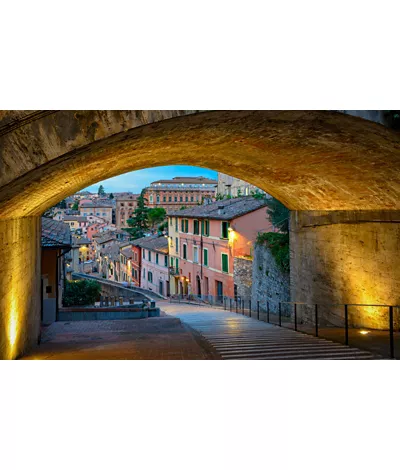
[256,232,290,273]
[158,221,168,232]
[179,205,187,210]
[148,207,166,228]
[63,279,102,306]
[215,193,224,201]
[265,197,290,233]
[57,199,67,209]
[109,193,114,199]
[126,189,149,238]
[72,200,79,210]
[98,185,105,196]
[251,190,267,200]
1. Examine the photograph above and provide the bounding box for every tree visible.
[72,200,79,210]
[57,199,67,209]
[63,279,101,306]
[98,185,105,197]
[265,197,290,233]
[109,193,114,199]
[148,207,166,229]
[125,189,149,239]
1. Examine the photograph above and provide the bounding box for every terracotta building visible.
[115,193,140,229]
[144,176,217,212]
[167,197,273,300]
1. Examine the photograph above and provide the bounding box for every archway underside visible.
[0,110,400,218]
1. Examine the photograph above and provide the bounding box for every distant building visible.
[167,197,273,300]
[217,173,267,198]
[80,201,113,224]
[63,216,90,235]
[115,193,140,229]
[41,218,71,324]
[144,176,217,212]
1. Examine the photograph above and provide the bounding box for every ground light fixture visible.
[359,330,370,335]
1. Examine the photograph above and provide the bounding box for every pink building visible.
[133,236,170,296]
[168,197,274,300]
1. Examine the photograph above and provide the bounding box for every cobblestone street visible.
[22,314,213,360]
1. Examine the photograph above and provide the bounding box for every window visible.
[175,218,178,231]
[193,246,199,263]
[203,248,208,267]
[148,251,152,262]
[193,219,199,235]
[142,250,146,259]
[222,253,229,273]
[183,243,187,260]
[174,196,177,202]
[170,257,174,266]
[156,253,159,264]
[180,196,183,202]
[150,195,154,204]
[169,196,172,202]
[201,219,210,236]
[175,258,179,270]
[181,219,188,233]
[163,196,166,202]
[143,268,146,278]
[221,221,229,239]
[156,195,160,203]
[190,196,194,202]
[175,237,178,253]
[148,271,153,283]
[169,217,173,226]
[164,255,168,267]
[102,212,106,216]
[185,196,188,202]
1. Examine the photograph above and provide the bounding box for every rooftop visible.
[80,201,114,208]
[72,236,91,246]
[132,235,169,253]
[167,196,269,220]
[150,176,217,185]
[63,216,88,222]
[41,218,71,248]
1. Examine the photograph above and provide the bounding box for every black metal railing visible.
[171,293,400,359]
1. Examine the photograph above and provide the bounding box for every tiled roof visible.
[41,218,71,248]
[63,216,88,222]
[167,196,269,220]
[120,246,133,258]
[150,176,217,184]
[72,236,91,246]
[132,235,168,253]
[80,201,113,208]
[95,233,118,245]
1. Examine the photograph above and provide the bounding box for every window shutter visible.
[204,249,208,266]
[222,254,228,273]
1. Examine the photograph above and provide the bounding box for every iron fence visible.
[170,293,400,359]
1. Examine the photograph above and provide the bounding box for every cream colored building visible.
[167,214,181,295]
[216,173,267,198]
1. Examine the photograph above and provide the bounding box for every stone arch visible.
[1,110,400,359]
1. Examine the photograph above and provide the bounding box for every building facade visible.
[167,197,274,300]
[133,236,169,296]
[144,176,217,212]
[115,193,140,229]
[216,173,267,198]
[80,201,113,224]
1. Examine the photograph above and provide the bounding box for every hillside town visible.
[40,172,277,320]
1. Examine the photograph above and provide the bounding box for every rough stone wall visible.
[290,210,400,329]
[233,257,253,300]
[0,217,41,359]
[251,243,290,313]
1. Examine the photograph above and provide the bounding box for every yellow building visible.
[167,214,181,295]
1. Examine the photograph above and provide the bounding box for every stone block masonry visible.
[233,257,253,300]
[251,243,290,313]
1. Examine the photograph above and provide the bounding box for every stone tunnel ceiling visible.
[0,110,399,218]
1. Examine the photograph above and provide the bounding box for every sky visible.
[84,165,218,194]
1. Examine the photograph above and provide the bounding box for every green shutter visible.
[204,249,208,266]
[156,253,159,264]
[222,253,228,273]
[175,258,179,270]
[185,219,188,233]
[181,219,184,232]
[183,244,187,259]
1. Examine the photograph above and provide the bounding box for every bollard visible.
[129,297,134,305]
[119,296,124,306]
[111,296,116,306]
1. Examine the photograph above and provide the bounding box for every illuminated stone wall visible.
[0,217,41,359]
[290,210,400,329]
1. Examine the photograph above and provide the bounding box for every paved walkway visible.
[161,302,378,359]
[22,316,212,360]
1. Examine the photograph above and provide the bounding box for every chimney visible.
[217,204,224,215]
